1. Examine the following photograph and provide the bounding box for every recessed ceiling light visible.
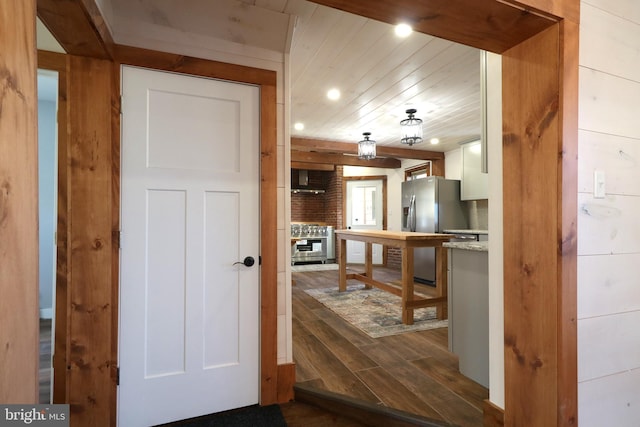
[294,122,304,131]
[327,88,341,101]
[430,138,440,145]
[395,23,412,38]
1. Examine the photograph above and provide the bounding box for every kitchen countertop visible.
[443,229,489,235]
[443,241,489,252]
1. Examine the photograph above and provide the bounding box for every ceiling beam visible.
[307,0,556,54]
[291,150,401,169]
[291,162,335,171]
[292,137,444,161]
[37,0,114,59]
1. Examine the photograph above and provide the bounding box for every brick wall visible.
[387,247,401,269]
[291,169,328,223]
[291,167,343,261]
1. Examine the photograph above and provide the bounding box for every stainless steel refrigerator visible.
[401,176,468,284]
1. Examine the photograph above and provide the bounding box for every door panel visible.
[346,179,383,264]
[118,66,260,426]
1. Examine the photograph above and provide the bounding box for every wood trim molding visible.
[483,399,505,427]
[277,363,296,403]
[306,0,557,53]
[292,150,401,168]
[113,45,281,406]
[292,137,444,161]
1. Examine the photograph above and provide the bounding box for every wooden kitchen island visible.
[335,230,453,325]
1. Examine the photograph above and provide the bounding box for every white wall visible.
[37,96,57,319]
[485,52,504,408]
[577,2,640,425]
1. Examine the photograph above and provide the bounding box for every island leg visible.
[339,237,347,292]
[364,242,373,289]
[401,247,415,325]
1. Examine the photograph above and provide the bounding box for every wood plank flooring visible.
[291,265,488,427]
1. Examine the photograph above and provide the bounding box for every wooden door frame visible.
[311,1,579,425]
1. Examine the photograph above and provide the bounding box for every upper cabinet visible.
[461,140,489,200]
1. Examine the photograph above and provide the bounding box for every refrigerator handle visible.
[408,194,416,232]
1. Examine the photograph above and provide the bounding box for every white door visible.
[118,66,260,426]
[346,179,383,264]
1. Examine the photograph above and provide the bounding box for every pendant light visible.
[400,108,423,146]
[358,132,376,160]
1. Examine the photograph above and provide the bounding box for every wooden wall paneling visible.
[66,55,115,425]
[37,50,70,404]
[113,45,283,405]
[0,0,39,404]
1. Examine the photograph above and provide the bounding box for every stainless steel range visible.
[291,223,335,265]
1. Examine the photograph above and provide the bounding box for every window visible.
[404,161,432,181]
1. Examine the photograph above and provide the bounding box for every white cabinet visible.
[447,247,489,388]
[461,140,489,200]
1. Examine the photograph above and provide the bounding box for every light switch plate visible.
[594,170,605,198]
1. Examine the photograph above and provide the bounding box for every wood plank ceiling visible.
[249,0,482,155]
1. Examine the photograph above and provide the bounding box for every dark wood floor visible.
[290,265,488,427]
[39,318,52,404]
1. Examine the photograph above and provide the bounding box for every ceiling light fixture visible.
[395,23,412,38]
[294,122,304,131]
[358,132,376,160]
[430,138,440,145]
[327,88,341,101]
[400,108,423,146]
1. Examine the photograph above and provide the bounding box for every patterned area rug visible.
[304,284,448,338]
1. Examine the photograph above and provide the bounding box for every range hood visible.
[291,169,326,194]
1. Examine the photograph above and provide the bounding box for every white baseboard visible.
[40,308,53,319]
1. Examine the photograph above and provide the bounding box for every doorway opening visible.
[37,68,59,404]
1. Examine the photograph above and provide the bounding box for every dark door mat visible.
[157,404,287,427]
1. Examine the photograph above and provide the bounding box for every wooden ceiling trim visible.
[291,162,336,171]
[37,0,114,58]
[292,137,444,161]
[307,0,557,53]
[114,45,277,87]
[292,150,401,168]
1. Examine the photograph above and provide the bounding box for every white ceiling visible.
[281,1,482,153]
